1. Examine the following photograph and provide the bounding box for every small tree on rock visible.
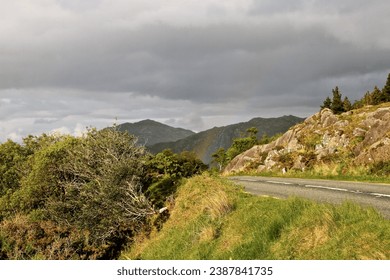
[330,86,345,114]
[321,97,332,110]
[382,72,390,102]
[343,96,352,112]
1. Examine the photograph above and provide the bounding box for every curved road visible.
[229,176,390,219]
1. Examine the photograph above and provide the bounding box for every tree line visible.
[321,73,390,114]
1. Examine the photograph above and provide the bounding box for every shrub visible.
[370,161,390,176]
[1,127,155,259]
[0,140,29,196]
[146,176,178,209]
[144,150,207,208]
[278,153,294,169]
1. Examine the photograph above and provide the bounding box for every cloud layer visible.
[1,0,390,141]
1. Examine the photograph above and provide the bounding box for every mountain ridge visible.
[116,119,195,146]
[148,115,305,164]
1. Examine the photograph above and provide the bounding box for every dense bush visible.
[0,140,29,196]
[0,128,155,259]
[0,128,208,259]
[144,149,207,208]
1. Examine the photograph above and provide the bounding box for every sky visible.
[1,0,390,142]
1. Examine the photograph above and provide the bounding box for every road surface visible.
[229,176,390,219]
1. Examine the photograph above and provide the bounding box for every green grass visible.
[121,174,390,260]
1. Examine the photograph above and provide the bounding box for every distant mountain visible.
[116,119,195,146]
[148,115,305,164]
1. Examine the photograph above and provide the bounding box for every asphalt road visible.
[229,176,390,219]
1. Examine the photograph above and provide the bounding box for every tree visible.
[382,72,390,102]
[321,97,332,110]
[226,127,258,161]
[146,149,206,179]
[144,149,207,208]
[49,128,154,242]
[371,86,385,105]
[343,96,352,112]
[177,151,207,177]
[246,127,258,138]
[362,91,373,106]
[330,86,345,114]
[211,147,228,171]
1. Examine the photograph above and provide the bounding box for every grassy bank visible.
[238,172,390,184]
[121,174,390,260]
[231,163,390,184]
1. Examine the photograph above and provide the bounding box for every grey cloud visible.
[34,118,59,124]
[1,1,390,141]
[3,21,389,103]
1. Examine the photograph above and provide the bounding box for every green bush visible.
[0,140,29,196]
[370,161,390,176]
[0,127,155,259]
[146,176,178,209]
[144,150,207,208]
[0,127,209,259]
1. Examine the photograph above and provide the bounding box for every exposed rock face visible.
[223,105,390,175]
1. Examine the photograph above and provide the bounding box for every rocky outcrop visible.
[223,105,390,175]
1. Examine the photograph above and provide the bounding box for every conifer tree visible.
[321,96,332,110]
[330,86,344,114]
[371,86,384,105]
[343,96,352,112]
[382,72,390,102]
[363,91,373,106]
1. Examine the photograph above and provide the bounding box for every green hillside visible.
[121,174,390,260]
[149,116,304,164]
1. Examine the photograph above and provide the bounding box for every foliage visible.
[343,96,352,111]
[0,127,157,259]
[371,86,387,105]
[146,149,207,179]
[277,153,295,169]
[383,73,390,99]
[0,140,29,196]
[146,176,178,209]
[369,161,390,176]
[321,72,390,112]
[144,149,207,208]
[210,130,283,173]
[226,127,258,161]
[258,132,282,145]
[0,214,94,260]
[321,97,332,110]
[211,148,228,171]
[45,129,154,246]
[0,126,209,259]
[330,86,345,114]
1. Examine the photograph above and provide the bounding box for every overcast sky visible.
[1,0,390,142]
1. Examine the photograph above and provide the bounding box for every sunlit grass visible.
[121,174,390,260]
